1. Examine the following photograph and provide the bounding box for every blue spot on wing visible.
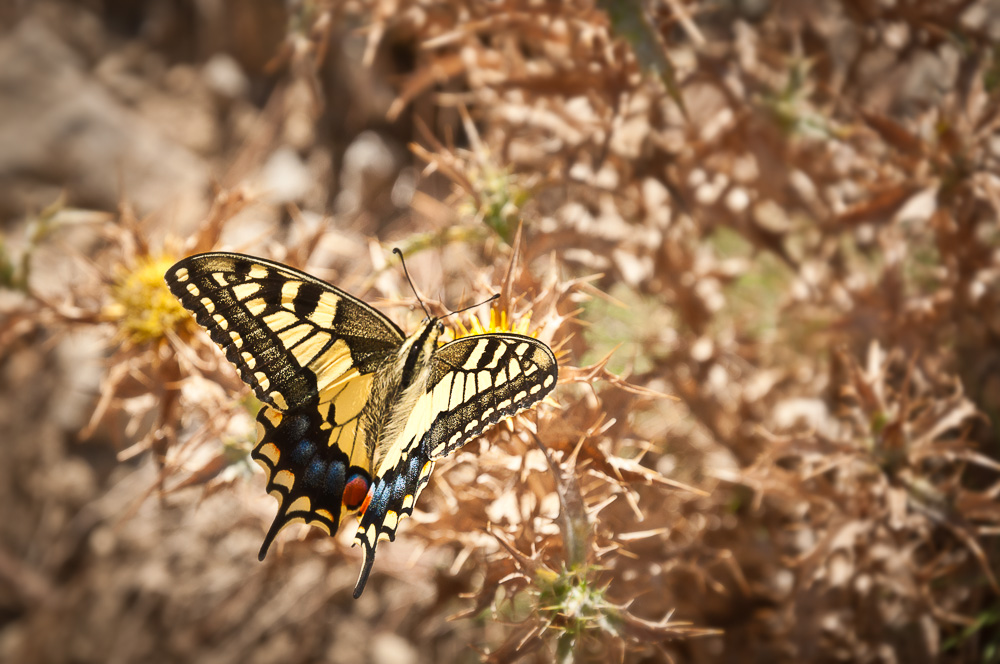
[293,439,316,464]
[390,477,406,504]
[302,457,326,488]
[325,460,346,492]
[284,413,309,439]
[369,480,392,515]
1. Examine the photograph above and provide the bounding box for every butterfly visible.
[165,252,557,597]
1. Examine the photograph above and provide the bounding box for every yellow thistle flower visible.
[448,306,537,342]
[105,254,191,345]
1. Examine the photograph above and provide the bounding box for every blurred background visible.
[2,0,1000,662]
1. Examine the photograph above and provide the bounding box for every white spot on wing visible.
[254,372,271,391]
[463,372,478,402]
[433,374,454,412]
[383,510,399,531]
[292,330,329,367]
[280,280,302,309]
[273,470,294,490]
[478,370,492,392]
[233,282,261,301]
[245,298,267,316]
[463,338,490,369]
[263,310,299,332]
[484,343,506,369]
[308,292,339,329]
[278,323,312,348]
[313,339,354,391]
[450,372,465,407]
[257,441,280,465]
[270,392,288,410]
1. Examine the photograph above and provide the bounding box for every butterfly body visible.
[166,253,557,597]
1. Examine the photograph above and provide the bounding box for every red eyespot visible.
[343,473,371,511]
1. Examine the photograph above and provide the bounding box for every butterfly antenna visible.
[441,293,500,320]
[392,248,431,318]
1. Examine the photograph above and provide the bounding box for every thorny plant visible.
[5,188,700,661]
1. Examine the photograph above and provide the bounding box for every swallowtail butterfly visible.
[165,253,557,597]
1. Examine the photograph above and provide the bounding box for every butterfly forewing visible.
[165,252,404,410]
[423,334,558,458]
[351,333,557,595]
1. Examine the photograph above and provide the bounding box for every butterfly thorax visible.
[363,317,443,471]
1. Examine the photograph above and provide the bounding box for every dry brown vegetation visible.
[2,1,1000,662]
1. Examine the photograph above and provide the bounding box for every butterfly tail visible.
[259,509,287,561]
[353,544,378,599]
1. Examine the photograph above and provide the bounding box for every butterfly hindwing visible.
[165,252,404,410]
[351,333,557,595]
[352,448,435,598]
[253,401,373,559]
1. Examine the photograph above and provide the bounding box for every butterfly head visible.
[387,316,443,387]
